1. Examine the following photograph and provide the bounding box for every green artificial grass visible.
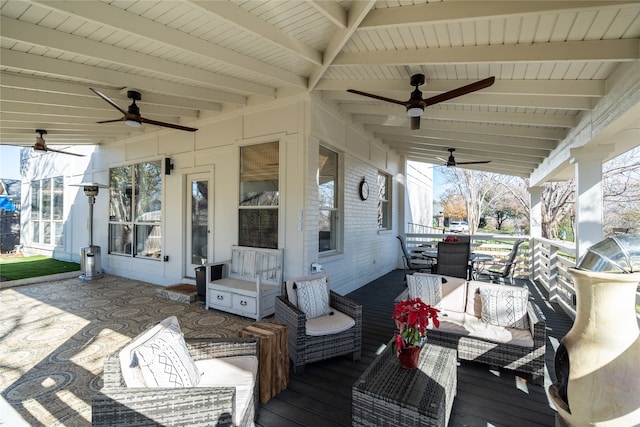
[0,255,81,281]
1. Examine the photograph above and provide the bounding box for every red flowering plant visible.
[392,297,440,356]
[444,235,460,243]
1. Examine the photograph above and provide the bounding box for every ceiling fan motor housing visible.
[410,74,425,87]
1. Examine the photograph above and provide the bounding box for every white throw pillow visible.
[119,316,200,388]
[286,274,329,307]
[295,277,331,319]
[480,288,530,330]
[407,273,442,307]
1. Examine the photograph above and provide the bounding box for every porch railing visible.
[403,233,578,320]
[405,232,639,326]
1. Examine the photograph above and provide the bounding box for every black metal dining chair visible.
[477,239,525,284]
[397,236,433,276]
[435,241,471,279]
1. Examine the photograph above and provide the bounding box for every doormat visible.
[156,283,197,303]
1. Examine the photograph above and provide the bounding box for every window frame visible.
[318,145,341,254]
[238,141,280,249]
[108,160,163,259]
[29,176,64,246]
[377,172,392,230]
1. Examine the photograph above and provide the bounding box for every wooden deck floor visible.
[256,269,573,427]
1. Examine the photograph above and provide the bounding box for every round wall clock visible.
[359,178,369,201]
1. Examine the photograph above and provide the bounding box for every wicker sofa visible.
[92,335,259,427]
[405,273,546,385]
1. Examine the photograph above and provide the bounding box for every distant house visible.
[0,178,21,253]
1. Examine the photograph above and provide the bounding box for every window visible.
[319,146,339,252]
[108,161,162,259]
[30,176,64,245]
[377,172,392,229]
[239,142,279,248]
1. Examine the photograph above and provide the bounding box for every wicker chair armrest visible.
[92,386,236,427]
[329,291,362,320]
[186,338,258,361]
[275,295,307,334]
[527,301,546,342]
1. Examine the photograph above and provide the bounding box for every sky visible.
[0,146,22,179]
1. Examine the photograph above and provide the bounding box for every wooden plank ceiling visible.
[1,1,639,177]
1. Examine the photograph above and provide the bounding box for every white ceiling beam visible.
[333,39,639,65]
[0,16,275,98]
[340,104,577,127]
[0,73,223,112]
[328,90,594,110]
[308,1,347,28]
[190,1,322,66]
[396,144,537,167]
[374,133,548,159]
[0,112,140,133]
[307,0,376,90]
[362,121,559,148]
[32,0,306,88]
[0,101,184,124]
[0,87,199,118]
[404,154,531,177]
[1,121,134,134]
[360,1,639,28]
[317,78,605,97]
[1,49,245,105]
[366,119,565,140]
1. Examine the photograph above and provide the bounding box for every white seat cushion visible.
[463,315,534,347]
[195,355,258,426]
[305,309,355,336]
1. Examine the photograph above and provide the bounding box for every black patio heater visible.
[71,182,107,280]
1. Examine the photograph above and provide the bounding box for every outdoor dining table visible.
[421,250,494,279]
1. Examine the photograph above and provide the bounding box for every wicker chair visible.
[274,274,362,374]
[92,338,259,427]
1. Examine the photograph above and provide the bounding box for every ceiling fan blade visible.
[455,160,492,165]
[423,76,495,107]
[97,118,125,124]
[90,88,127,115]
[45,147,85,157]
[140,117,198,132]
[410,116,421,130]
[347,89,407,106]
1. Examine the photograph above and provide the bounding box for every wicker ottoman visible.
[352,342,457,427]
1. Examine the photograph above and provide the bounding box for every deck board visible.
[256,269,573,427]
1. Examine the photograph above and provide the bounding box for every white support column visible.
[529,186,543,239]
[528,186,544,282]
[570,145,614,259]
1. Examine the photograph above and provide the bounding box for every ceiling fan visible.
[347,74,495,130]
[90,88,198,132]
[31,130,84,157]
[438,148,491,167]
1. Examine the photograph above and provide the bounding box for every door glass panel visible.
[191,180,208,265]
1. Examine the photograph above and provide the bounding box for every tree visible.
[440,168,514,234]
[540,180,574,240]
[440,192,466,221]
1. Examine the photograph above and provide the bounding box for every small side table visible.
[352,342,457,426]
[238,320,289,403]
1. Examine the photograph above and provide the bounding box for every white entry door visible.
[185,173,212,278]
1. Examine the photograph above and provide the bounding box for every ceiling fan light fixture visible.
[125,119,142,128]
[406,106,424,117]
